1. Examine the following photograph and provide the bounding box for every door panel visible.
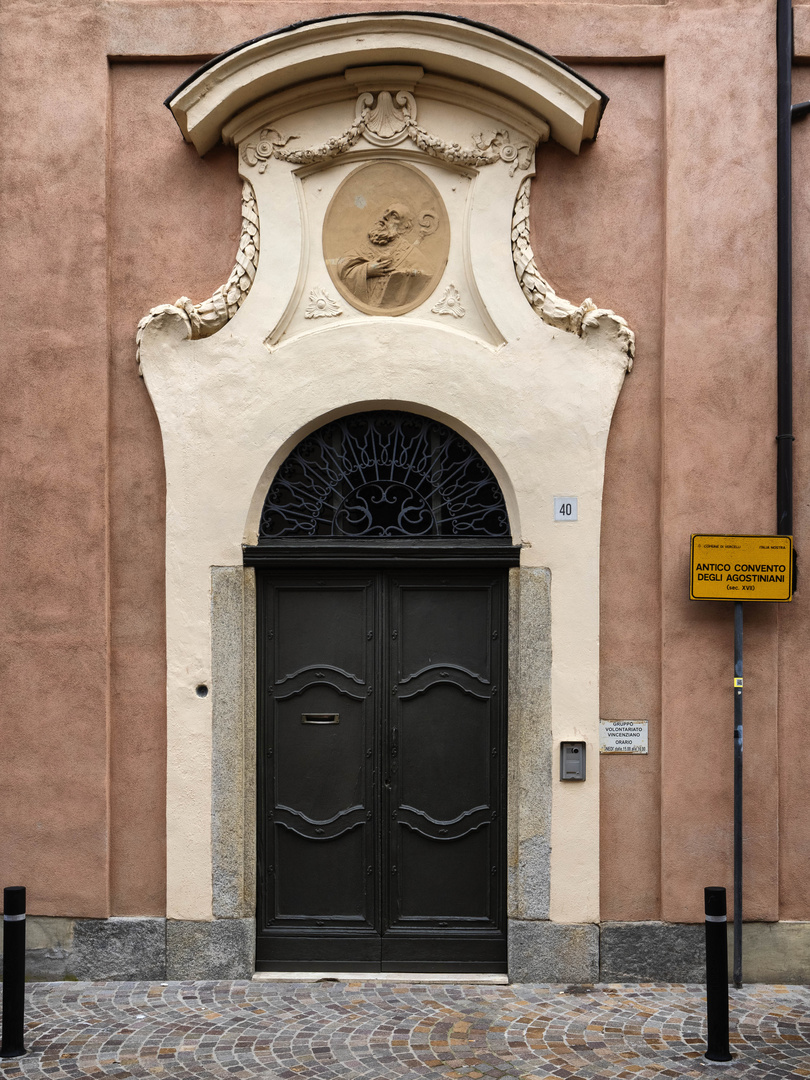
[275,585,369,677]
[257,568,506,972]
[397,828,491,918]
[397,686,491,820]
[257,575,378,967]
[384,575,504,968]
[275,827,367,918]
[398,585,492,676]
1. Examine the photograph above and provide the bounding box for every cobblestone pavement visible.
[0,981,808,1079]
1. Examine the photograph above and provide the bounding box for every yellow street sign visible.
[690,534,793,601]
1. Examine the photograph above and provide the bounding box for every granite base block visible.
[72,917,167,980]
[600,921,704,982]
[508,919,599,983]
[166,918,254,979]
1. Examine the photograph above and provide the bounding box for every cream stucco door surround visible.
[137,13,633,980]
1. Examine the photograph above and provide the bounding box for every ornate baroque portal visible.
[137,14,633,980]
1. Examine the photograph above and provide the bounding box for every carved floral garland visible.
[241,93,534,176]
[136,180,259,368]
[241,117,368,171]
[511,178,635,366]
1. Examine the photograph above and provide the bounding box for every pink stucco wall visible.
[1,0,808,925]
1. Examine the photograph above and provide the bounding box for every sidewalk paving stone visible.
[0,981,807,1079]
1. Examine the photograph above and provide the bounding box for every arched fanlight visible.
[259,411,510,539]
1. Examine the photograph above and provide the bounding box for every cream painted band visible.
[3,913,26,922]
[705,915,727,923]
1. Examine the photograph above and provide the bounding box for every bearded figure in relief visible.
[337,203,432,311]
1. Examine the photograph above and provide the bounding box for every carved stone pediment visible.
[138,15,632,362]
[139,66,632,358]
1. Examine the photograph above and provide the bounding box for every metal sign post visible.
[733,602,743,988]
[689,534,793,989]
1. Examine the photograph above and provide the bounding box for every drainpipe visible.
[777,0,810,582]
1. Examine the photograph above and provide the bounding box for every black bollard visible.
[0,886,27,1059]
[704,886,732,1062]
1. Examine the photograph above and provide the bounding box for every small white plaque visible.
[599,719,648,754]
[554,496,578,521]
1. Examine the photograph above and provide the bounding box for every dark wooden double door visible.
[257,568,507,972]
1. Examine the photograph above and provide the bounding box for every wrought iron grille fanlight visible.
[259,411,510,539]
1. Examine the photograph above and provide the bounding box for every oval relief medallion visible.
[323,162,450,317]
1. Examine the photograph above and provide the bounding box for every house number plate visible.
[554,497,578,521]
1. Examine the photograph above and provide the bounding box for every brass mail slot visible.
[301,713,340,725]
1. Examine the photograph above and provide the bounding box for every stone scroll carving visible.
[511,178,635,366]
[242,91,540,175]
[356,90,415,146]
[136,181,259,370]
